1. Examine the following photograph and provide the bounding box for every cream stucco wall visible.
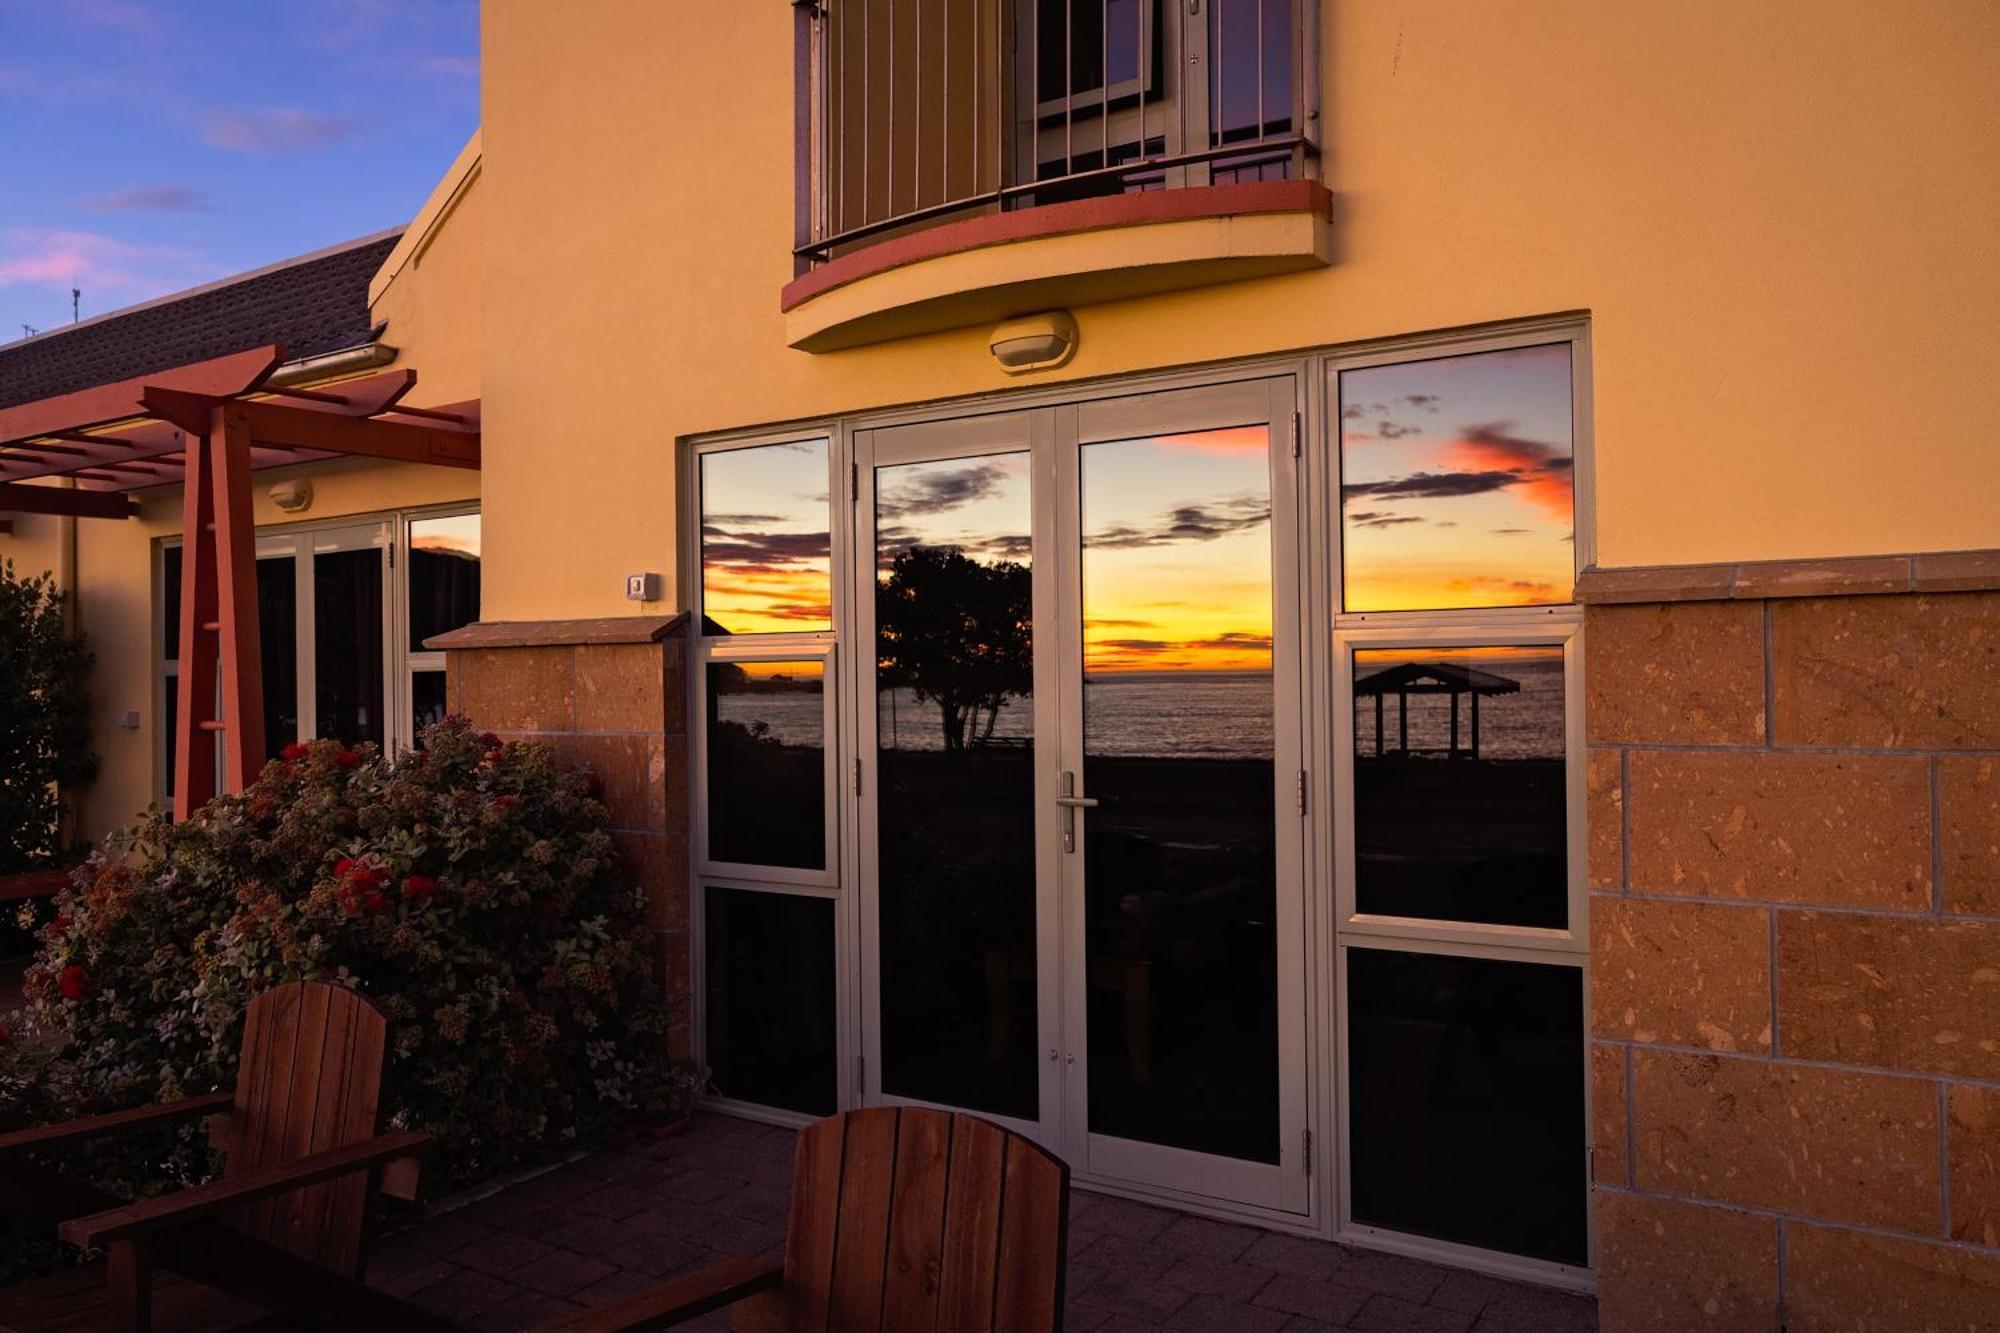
[474,0,2000,621]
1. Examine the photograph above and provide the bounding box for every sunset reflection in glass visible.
[700,440,832,635]
[1340,343,1574,612]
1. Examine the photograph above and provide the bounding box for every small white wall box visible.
[626,573,663,602]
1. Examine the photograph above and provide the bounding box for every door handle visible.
[1058,771,1097,853]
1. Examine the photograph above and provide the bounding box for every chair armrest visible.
[58,1129,429,1248]
[551,1254,784,1331]
[0,1093,234,1158]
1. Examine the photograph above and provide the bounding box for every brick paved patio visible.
[368,1113,1597,1332]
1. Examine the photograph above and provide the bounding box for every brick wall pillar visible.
[1580,553,2000,1330]
[432,615,693,1056]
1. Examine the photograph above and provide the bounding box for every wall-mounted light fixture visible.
[269,478,313,513]
[990,311,1078,374]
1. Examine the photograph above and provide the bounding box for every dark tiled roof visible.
[0,229,403,410]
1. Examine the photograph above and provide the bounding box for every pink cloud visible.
[201,107,358,154]
[0,229,193,296]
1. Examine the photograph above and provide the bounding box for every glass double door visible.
[854,378,1308,1213]
[253,522,392,755]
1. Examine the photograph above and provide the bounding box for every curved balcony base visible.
[782,181,1334,354]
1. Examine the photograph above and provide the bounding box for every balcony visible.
[787,0,1330,351]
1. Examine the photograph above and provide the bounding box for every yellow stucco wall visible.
[473,0,2000,621]
[371,131,485,413]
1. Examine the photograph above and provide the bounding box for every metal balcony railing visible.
[796,0,1318,265]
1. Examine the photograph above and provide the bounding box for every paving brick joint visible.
[369,1113,1596,1332]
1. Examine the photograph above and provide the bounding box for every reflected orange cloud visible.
[1144,424,1269,457]
[1442,424,1574,523]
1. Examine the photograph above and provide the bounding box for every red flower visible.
[50,913,72,935]
[349,867,383,892]
[280,741,309,761]
[335,857,355,878]
[363,892,390,914]
[493,794,522,811]
[57,965,90,1002]
[402,875,438,900]
[0,1025,12,1046]
[334,749,360,769]
[478,732,501,749]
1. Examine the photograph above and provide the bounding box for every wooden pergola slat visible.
[0,483,137,519]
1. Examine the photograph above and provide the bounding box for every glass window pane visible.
[876,453,1039,1120]
[314,548,384,747]
[1347,947,1587,1265]
[1340,343,1575,611]
[258,557,298,759]
[408,513,481,646]
[162,671,176,801]
[705,660,825,869]
[700,440,831,635]
[704,887,837,1115]
[1353,645,1568,928]
[162,545,182,662]
[412,670,448,741]
[1081,426,1279,1164]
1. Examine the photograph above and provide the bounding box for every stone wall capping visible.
[426,613,690,650]
[1577,547,2000,604]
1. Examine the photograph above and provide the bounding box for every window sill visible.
[782,180,1334,353]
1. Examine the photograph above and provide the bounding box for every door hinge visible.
[852,757,863,795]
[1295,769,1308,816]
[387,542,396,569]
[849,462,859,502]
[1290,410,1302,458]
[1302,1128,1312,1175]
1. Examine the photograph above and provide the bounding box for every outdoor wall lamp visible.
[990,311,1078,374]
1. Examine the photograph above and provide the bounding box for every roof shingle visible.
[0,229,402,410]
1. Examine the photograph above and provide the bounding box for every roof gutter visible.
[263,337,399,388]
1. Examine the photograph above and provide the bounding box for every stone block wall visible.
[433,615,693,1055]
[1581,556,2000,1330]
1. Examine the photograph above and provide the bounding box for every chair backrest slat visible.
[222,981,389,1277]
[879,1110,951,1333]
[783,1106,1067,1333]
[934,1116,1006,1333]
[824,1108,899,1333]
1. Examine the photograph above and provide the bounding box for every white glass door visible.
[853,378,1309,1215]
[1055,377,1309,1213]
[854,409,1064,1142]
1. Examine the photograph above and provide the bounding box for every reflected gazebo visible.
[1356,661,1520,759]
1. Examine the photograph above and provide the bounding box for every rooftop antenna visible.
[19,324,36,339]
[71,288,80,322]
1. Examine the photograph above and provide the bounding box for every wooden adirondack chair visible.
[556,1106,1070,1333]
[0,980,456,1333]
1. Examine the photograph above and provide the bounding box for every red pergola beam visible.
[0,483,136,519]
[0,345,281,447]
[142,388,480,470]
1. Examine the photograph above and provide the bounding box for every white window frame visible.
[399,502,483,748]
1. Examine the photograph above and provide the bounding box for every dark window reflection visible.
[412,670,447,741]
[1210,0,1293,144]
[257,557,298,759]
[705,887,837,1116]
[408,513,481,646]
[1080,428,1279,1163]
[162,545,182,661]
[1353,646,1567,928]
[1347,948,1586,1265]
[706,661,825,869]
[314,548,384,747]
[700,441,831,635]
[875,454,1038,1121]
[162,671,177,802]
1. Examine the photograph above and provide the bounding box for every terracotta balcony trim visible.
[781,179,1332,313]
[426,613,689,651]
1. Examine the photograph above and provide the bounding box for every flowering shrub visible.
[5,718,693,1199]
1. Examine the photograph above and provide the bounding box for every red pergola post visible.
[171,407,264,818]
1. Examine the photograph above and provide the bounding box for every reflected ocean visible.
[717,661,1564,761]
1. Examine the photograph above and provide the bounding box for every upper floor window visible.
[797,0,1315,263]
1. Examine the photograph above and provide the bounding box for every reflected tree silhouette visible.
[877,545,1031,751]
